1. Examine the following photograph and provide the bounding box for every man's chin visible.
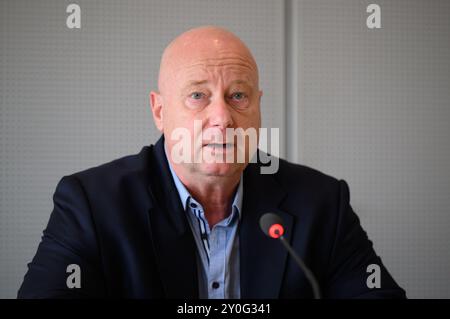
[197,162,245,177]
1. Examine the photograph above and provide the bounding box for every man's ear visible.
[149,91,164,132]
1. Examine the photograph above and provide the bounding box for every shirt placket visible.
[208,225,227,299]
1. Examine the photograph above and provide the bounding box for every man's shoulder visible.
[278,158,339,185]
[68,145,155,186]
[251,157,343,198]
[255,157,340,186]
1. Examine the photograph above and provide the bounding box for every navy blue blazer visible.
[18,136,406,298]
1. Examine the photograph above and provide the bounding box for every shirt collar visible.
[164,142,243,217]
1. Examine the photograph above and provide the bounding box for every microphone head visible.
[259,213,285,239]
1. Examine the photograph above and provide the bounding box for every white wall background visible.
[1,0,449,298]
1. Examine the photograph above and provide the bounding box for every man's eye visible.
[231,92,246,100]
[190,92,205,100]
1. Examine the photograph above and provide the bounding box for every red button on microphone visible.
[268,223,284,238]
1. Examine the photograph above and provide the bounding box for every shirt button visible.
[190,202,198,209]
[212,282,220,289]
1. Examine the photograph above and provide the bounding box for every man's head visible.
[150,26,262,180]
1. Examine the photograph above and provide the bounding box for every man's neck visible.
[176,167,240,227]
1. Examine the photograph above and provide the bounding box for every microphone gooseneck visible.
[259,213,321,299]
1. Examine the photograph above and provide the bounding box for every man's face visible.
[154,35,262,179]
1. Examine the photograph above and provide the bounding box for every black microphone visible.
[259,212,321,299]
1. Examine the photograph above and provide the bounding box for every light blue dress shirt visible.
[165,147,243,299]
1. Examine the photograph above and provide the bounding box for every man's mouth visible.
[202,143,235,152]
[204,143,234,148]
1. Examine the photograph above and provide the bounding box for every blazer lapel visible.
[146,136,199,298]
[240,162,293,298]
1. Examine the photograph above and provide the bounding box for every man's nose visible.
[207,96,234,128]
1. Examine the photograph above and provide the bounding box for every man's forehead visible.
[158,26,259,92]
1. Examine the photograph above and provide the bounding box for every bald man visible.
[18,27,406,299]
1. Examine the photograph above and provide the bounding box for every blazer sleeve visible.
[324,180,407,299]
[17,176,106,298]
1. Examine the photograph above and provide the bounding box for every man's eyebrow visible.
[184,80,209,87]
[182,79,253,90]
[230,79,252,86]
